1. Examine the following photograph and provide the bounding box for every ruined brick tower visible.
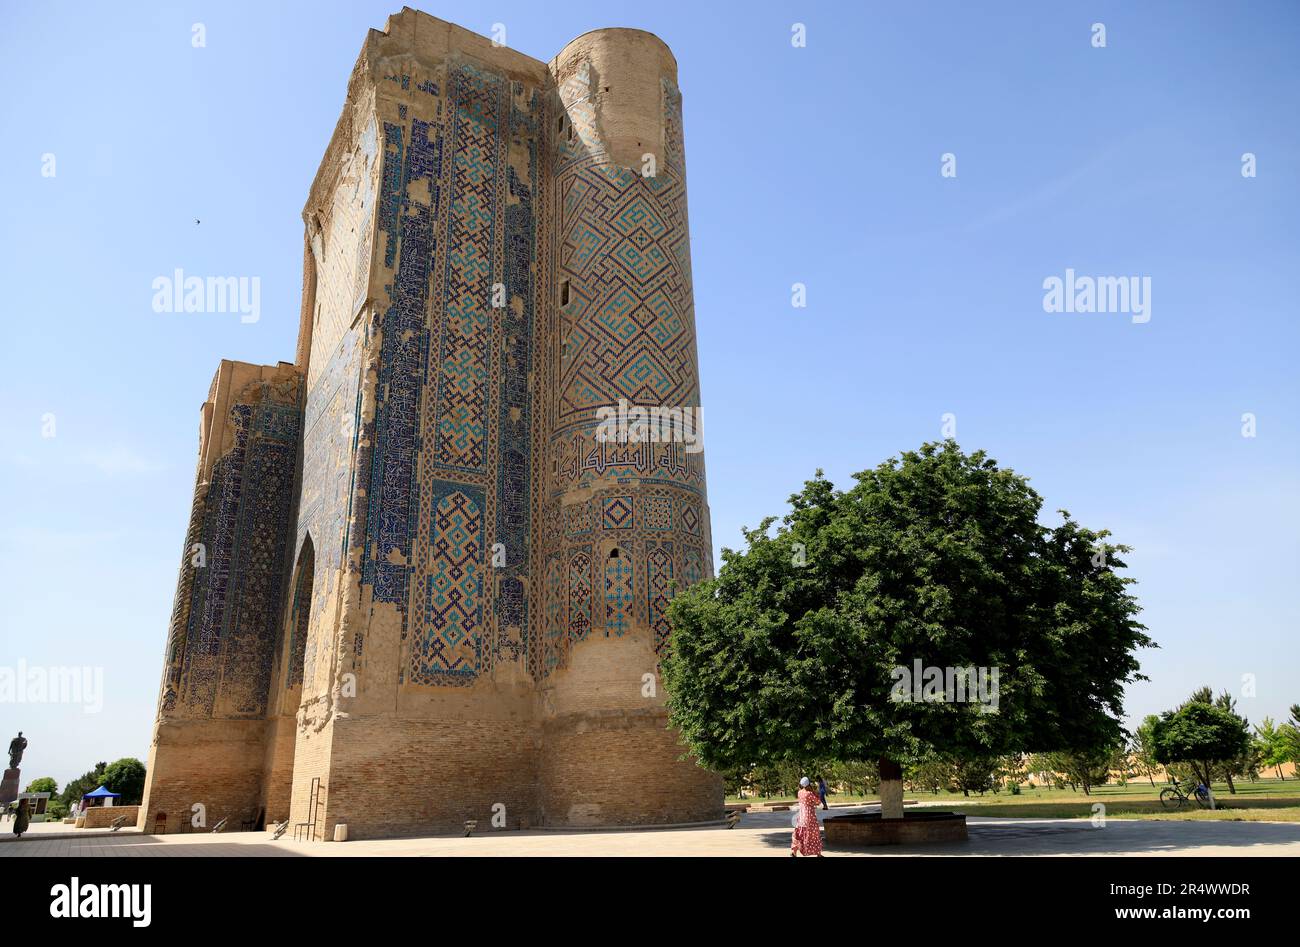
[140,9,720,839]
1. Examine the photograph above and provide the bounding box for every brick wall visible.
[139,718,268,833]
[84,805,141,829]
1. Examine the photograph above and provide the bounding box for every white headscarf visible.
[799,776,810,787]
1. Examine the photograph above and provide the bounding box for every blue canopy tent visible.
[81,785,121,808]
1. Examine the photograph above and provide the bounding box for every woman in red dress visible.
[790,776,824,856]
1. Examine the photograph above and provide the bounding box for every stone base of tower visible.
[139,718,269,834]
[260,715,298,824]
[539,709,723,827]
[290,712,542,841]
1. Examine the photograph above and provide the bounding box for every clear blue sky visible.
[1,0,1296,787]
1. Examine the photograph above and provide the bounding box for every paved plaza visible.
[4,806,1298,857]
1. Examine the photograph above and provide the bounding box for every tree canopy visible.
[662,441,1153,775]
[1152,692,1252,789]
[25,776,58,795]
[58,757,147,807]
[100,758,147,805]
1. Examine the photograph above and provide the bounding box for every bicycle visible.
[1159,777,1212,809]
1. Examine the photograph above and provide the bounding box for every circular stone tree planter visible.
[824,811,967,846]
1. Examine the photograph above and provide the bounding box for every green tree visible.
[1210,691,1252,793]
[662,442,1153,818]
[1132,715,1163,786]
[25,776,58,795]
[999,754,1028,792]
[906,756,952,794]
[1044,746,1115,795]
[1025,752,1063,788]
[1151,695,1251,790]
[1107,743,1132,786]
[720,765,752,798]
[1253,718,1288,780]
[59,761,108,810]
[1282,705,1300,773]
[951,754,1001,796]
[826,760,876,798]
[100,758,147,805]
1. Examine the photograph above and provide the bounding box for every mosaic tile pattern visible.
[544,556,563,675]
[568,550,593,643]
[646,542,674,655]
[432,64,501,474]
[539,67,713,676]
[601,495,634,530]
[604,548,634,638]
[642,496,673,531]
[493,82,540,666]
[163,377,301,719]
[364,114,441,621]
[412,483,486,685]
[563,500,593,536]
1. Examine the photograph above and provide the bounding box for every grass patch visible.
[729,778,1300,822]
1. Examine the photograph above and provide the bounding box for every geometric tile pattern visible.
[168,388,301,719]
[646,543,674,655]
[494,82,540,666]
[601,495,634,530]
[642,496,672,531]
[536,68,713,677]
[680,502,701,537]
[365,115,441,619]
[553,71,698,424]
[433,64,499,474]
[604,548,633,638]
[564,500,593,536]
[568,550,593,644]
[545,556,563,675]
[361,61,546,687]
[411,484,485,685]
[683,549,703,588]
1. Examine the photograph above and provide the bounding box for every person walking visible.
[817,776,830,811]
[790,776,824,857]
[12,798,30,839]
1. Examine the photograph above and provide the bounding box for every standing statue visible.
[8,732,26,770]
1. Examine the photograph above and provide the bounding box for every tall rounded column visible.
[539,28,719,825]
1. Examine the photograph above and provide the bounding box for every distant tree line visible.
[15,758,147,820]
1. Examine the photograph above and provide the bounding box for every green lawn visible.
[728,777,1300,822]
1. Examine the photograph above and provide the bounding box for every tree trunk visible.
[1226,772,1236,794]
[878,758,904,820]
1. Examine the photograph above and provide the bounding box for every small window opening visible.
[560,280,571,306]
